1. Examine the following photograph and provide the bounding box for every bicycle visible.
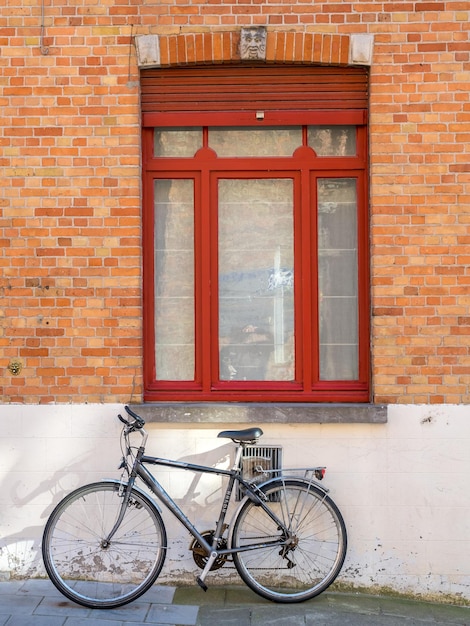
[42,406,347,609]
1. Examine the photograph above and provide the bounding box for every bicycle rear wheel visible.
[231,478,347,603]
[42,481,167,609]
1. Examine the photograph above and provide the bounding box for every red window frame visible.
[142,111,370,402]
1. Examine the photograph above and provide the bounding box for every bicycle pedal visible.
[196,577,208,592]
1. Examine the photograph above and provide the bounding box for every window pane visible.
[308,126,356,156]
[209,127,302,157]
[154,128,202,157]
[154,179,195,380]
[218,179,294,381]
[318,178,358,380]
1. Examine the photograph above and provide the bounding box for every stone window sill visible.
[129,403,387,425]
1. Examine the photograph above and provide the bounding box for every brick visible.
[415,2,445,9]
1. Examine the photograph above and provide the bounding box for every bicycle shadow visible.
[1,437,237,578]
[0,451,101,577]
[153,443,235,509]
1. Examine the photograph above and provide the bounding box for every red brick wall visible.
[0,1,468,403]
[369,2,470,404]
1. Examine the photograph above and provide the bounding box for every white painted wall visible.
[0,404,468,602]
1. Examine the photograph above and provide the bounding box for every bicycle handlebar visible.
[118,405,146,430]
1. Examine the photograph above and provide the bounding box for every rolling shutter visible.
[140,65,368,114]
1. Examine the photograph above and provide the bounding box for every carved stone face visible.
[240,27,267,61]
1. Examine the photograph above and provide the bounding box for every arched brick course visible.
[154,31,351,67]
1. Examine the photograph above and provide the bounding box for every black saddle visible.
[217,427,263,443]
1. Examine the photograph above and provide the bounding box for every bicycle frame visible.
[108,427,296,589]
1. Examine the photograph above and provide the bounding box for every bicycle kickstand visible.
[196,551,219,591]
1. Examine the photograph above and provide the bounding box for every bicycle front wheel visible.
[42,481,167,609]
[231,478,347,603]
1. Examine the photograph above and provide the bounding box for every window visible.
[143,117,369,402]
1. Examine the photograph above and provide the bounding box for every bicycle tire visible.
[42,481,167,609]
[231,478,347,603]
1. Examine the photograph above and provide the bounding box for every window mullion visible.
[199,160,212,392]
[298,169,314,389]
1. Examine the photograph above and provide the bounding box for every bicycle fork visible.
[101,479,137,548]
[103,435,148,546]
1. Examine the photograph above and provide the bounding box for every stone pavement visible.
[0,579,468,626]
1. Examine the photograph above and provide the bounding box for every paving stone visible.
[122,623,177,626]
[18,580,60,596]
[146,603,199,625]
[172,586,226,607]
[0,594,42,615]
[122,623,173,626]
[195,606,251,626]
[140,585,176,605]
[5,617,66,626]
[65,618,123,626]
[379,597,436,621]
[305,613,406,626]
[88,601,150,622]
[251,605,306,625]
[223,586,270,606]
[326,592,382,616]
[430,603,470,625]
[0,582,24,595]
[32,596,90,618]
